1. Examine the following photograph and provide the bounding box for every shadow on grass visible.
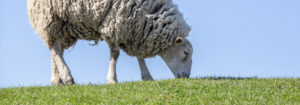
[191,76,259,80]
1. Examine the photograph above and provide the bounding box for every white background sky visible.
[1,0,300,88]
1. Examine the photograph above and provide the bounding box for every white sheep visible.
[27,0,193,85]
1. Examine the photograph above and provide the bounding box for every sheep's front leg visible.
[137,58,154,81]
[50,43,75,85]
[107,44,120,84]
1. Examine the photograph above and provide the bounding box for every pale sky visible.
[1,0,300,88]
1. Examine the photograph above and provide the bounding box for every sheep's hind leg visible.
[137,58,154,81]
[50,52,64,85]
[107,44,120,84]
[50,42,75,85]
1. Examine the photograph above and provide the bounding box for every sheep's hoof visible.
[142,76,154,81]
[51,79,64,86]
[107,79,118,84]
[65,79,75,85]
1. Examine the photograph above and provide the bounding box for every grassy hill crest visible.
[1,78,300,104]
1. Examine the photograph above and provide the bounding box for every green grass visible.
[1,78,300,105]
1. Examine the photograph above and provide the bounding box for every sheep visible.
[27,0,193,85]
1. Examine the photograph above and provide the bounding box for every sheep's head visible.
[160,37,193,78]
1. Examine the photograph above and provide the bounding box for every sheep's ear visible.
[175,37,184,45]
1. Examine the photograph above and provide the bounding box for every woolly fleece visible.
[28,0,190,58]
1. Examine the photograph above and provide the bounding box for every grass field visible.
[1,78,300,105]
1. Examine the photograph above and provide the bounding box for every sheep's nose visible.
[176,72,190,78]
